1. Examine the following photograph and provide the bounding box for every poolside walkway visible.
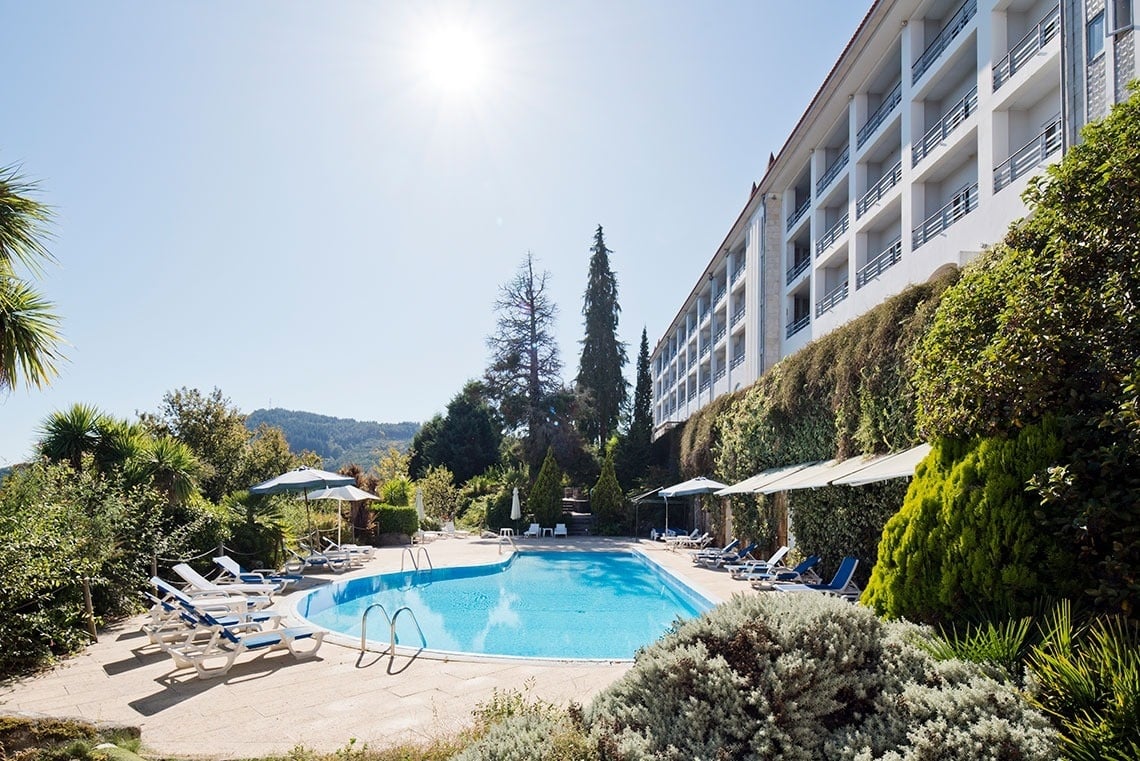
[0,536,753,758]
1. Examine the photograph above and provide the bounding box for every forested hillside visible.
[246,408,419,469]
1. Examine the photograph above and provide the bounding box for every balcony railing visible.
[714,287,726,306]
[857,82,902,148]
[731,304,746,326]
[701,342,711,357]
[786,313,810,339]
[913,86,978,165]
[714,366,726,381]
[816,146,850,195]
[816,280,850,317]
[786,197,811,228]
[816,212,849,255]
[730,352,745,369]
[912,0,977,84]
[713,325,727,344]
[993,5,1060,90]
[856,159,903,218]
[913,182,979,247]
[856,236,903,289]
[688,388,697,402]
[786,256,811,285]
[993,117,1062,191]
[731,264,745,284]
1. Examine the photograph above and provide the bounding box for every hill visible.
[245,408,420,470]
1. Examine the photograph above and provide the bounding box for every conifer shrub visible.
[862,422,1081,624]
[528,448,563,527]
[586,594,1057,760]
[591,446,626,535]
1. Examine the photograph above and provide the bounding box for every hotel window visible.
[1087,11,1106,61]
[1110,0,1134,33]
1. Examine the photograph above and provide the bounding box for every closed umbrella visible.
[304,484,379,545]
[415,487,425,524]
[510,487,522,531]
[250,466,354,538]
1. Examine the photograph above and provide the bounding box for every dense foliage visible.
[590,446,625,535]
[614,328,653,490]
[408,381,501,482]
[528,448,563,527]
[583,594,1055,760]
[576,225,628,446]
[863,424,1081,624]
[246,408,419,471]
[373,505,418,537]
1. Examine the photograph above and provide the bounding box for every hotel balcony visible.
[913,182,979,247]
[816,279,850,317]
[856,160,902,218]
[857,82,902,149]
[994,117,1062,191]
[912,0,978,84]
[993,5,1060,91]
[913,86,978,165]
[856,236,903,289]
[786,313,811,339]
[786,197,811,229]
[816,146,850,195]
[816,213,850,256]
[786,255,811,285]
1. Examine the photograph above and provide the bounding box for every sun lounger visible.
[289,545,349,573]
[324,538,375,560]
[743,555,822,584]
[723,545,789,574]
[690,538,739,562]
[772,556,861,600]
[213,555,300,591]
[152,576,273,611]
[699,541,759,568]
[161,604,325,679]
[142,590,281,645]
[172,562,279,597]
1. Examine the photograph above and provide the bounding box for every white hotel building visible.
[651,0,1138,438]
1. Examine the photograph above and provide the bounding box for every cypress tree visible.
[576,225,627,447]
[528,447,563,527]
[616,328,653,488]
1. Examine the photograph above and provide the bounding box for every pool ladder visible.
[360,602,427,656]
[499,534,517,555]
[400,545,433,572]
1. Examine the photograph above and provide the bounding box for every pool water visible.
[296,550,711,660]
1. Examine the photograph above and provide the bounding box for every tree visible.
[616,327,653,488]
[127,436,204,505]
[576,225,627,446]
[528,448,563,526]
[38,403,108,471]
[591,445,625,535]
[143,387,249,502]
[485,252,562,470]
[0,165,64,391]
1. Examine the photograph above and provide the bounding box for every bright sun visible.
[416,22,492,98]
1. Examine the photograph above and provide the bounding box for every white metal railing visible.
[786,256,811,284]
[856,160,902,218]
[913,182,979,247]
[857,82,902,148]
[786,313,810,339]
[913,0,977,84]
[816,212,850,255]
[816,280,850,317]
[856,237,903,289]
[913,86,978,164]
[993,118,1062,191]
[360,603,427,657]
[787,197,811,228]
[816,146,850,195]
[993,5,1060,89]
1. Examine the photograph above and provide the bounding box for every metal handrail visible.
[993,4,1060,89]
[816,212,849,255]
[498,533,517,555]
[816,280,850,317]
[856,159,902,218]
[787,197,811,228]
[730,352,745,369]
[400,545,433,572]
[857,81,902,148]
[857,237,903,289]
[731,304,746,326]
[786,255,811,284]
[361,602,427,656]
[913,182,979,247]
[913,86,978,165]
[912,0,977,84]
[993,118,1062,191]
[786,313,811,339]
[816,146,850,195]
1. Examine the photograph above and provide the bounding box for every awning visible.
[716,463,811,495]
[830,443,933,486]
[757,453,896,491]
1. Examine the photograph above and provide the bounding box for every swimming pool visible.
[296,550,712,660]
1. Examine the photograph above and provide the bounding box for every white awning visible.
[758,453,896,491]
[830,443,933,486]
[715,463,811,495]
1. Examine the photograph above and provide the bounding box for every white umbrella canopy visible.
[658,476,729,536]
[510,487,522,523]
[302,484,379,544]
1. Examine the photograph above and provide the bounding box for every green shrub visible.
[373,505,417,536]
[528,448,562,527]
[587,594,1057,760]
[454,685,594,761]
[591,447,625,535]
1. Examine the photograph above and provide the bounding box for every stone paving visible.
[0,535,754,758]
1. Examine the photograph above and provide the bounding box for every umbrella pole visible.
[664,495,669,537]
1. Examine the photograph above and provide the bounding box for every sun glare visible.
[416,22,492,98]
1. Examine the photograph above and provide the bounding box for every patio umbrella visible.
[250,466,354,538]
[658,476,730,537]
[415,487,425,528]
[303,484,379,545]
[510,486,522,530]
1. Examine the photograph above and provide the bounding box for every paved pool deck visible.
[0,536,755,758]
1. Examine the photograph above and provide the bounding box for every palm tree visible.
[0,164,63,390]
[92,418,147,474]
[38,403,107,471]
[130,436,204,504]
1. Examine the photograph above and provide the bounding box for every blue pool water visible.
[296,550,712,660]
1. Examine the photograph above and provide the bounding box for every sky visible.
[1,0,870,466]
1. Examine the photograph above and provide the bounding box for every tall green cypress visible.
[576,225,627,446]
[616,328,653,488]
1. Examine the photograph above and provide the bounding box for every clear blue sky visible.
[1,1,869,466]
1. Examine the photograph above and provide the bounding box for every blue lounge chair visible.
[740,554,822,583]
[724,545,790,574]
[773,556,860,600]
[151,576,273,611]
[213,555,300,591]
[700,541,759,568]
[141,590,281,645]
[690,538,739,563]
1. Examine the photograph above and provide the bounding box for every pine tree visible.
[591,445,626,535]
[528,447,563,526]
[616,328,653,488]
[576,225,627,447]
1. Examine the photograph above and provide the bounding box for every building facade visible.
[651,0,1137,438]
